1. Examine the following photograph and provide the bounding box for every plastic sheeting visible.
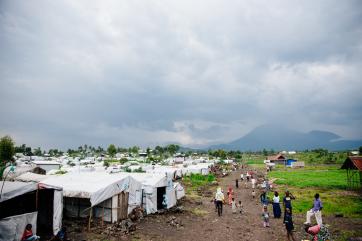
[166,177,176,209]
[173,182,185,200]
[0,212,37,241]
[52,190,63,235]
[14,172,48,183]
[0,181,37,203]
[40,173,132,206]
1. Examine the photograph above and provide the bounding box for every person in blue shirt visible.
[305,193,323,225]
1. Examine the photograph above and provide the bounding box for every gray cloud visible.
[0,0,361,149]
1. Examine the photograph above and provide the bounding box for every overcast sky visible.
[1,0,362,150]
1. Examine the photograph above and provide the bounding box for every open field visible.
[267,165,362,218]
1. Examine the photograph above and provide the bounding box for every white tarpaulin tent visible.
[41,172,131,206]
[145,166,183,179]
[41,173,142,223]
[0,182,40,241]
[0,181,37,203]
[125,173,177,214]
[0,212,37,241]
[0,180,63,236]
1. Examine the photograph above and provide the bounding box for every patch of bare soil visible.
[65,168,362,241]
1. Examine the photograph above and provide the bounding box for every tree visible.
[0,136,15,165]
[146,147,151,157]
[167,144,180,156]
[359,146,362,155]
[107,144,117,157]
[33,147,42,156]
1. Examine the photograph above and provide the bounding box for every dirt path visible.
[133,168,288,241]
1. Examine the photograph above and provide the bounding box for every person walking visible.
[227,186,234,205]
[272,191,282,218]
[215,187,225,216]
[260,190,268,206]
[305,193,323,225]
[284,208,296,241]
[235,179,239,188]
[231,198,237,214]
[240,173,244,181]
[251,177,256,189]
[261,205,270,227]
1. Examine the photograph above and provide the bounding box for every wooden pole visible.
[102,206,104,227]
[88,208,92,231]
[35,189,39,210]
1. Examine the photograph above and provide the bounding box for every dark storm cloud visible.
[0,0,361,149]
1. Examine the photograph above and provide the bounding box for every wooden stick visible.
[102,206,104,227]
[35,189,39,210]
[88,208,92,231]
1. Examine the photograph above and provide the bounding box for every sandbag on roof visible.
[14,172,48,183]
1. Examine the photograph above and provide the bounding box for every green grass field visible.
[268,166,347,189]
[182,173,216,198]
[267,166,362,218]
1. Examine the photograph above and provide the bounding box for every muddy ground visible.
[66,168,362,241]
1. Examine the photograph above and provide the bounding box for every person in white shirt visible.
[251,177,256,189]
[272,191,282,218]
[215,187,225,217]
[240,173,244,181]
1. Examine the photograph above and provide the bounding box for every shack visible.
[267,154,286,165]
[31,160,61,173]
[341,156,362,191]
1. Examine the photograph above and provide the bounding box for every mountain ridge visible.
[208,125,362,151]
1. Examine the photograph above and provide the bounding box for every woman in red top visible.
[21,224,40,241]
[227,186,234,205]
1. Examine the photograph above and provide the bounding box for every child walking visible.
[231,197,237,214]
[262,205,270,227]
[238,201,243,214]
[284,208,296,241]
[252,189,256,199]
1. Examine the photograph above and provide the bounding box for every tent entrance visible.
[117,192,129,221]
[0,191,36,219]
[37,189,54,237]
[157,187,166,210]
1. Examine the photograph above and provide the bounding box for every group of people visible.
[215,168,328,241]
[214,186,244,217]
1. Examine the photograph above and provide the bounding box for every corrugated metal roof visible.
[350,156,362,171]
[341,156,362,171]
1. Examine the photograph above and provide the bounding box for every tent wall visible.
[0,212,37,241]
[64,197,91,218]
[166,178,177,209]
[53,190,63,235]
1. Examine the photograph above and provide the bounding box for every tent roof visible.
[14,172,48,183]
[32,160,60,165]
[126,173,167,187]
[40,172,132,206]
[0,181,37,203]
